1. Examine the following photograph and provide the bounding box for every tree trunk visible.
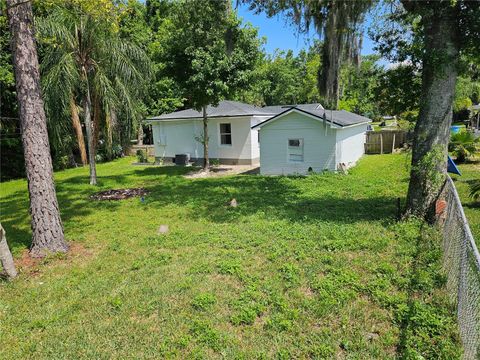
[105,109,113,160]
[0,224,17,279]
[405,4,459,220]
[83,82,97,185]
[202,105,209,171]
[92,94,101,150]
[70,96,87,166]
[137,123,144,146]
[7,0,68,257]
[318,2,343,110]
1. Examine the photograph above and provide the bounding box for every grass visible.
[450,159,480,243]
[0,154,461,359]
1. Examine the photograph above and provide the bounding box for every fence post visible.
[380,133,383,154]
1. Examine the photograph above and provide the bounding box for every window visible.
[220,123,232,145]
[288,138,304,162]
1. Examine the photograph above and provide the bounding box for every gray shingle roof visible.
[147,100,370,127]
[147,100,275,120]
[252,107,372,128]
[262,103,324,114]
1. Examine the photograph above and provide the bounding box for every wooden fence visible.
[365,130,409,154]
[126,145,155,157]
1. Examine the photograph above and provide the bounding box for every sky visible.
[236,3,379,57]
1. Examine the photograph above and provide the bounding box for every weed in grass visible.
[278,262,300,288]
[189,320,225,351]
[217,259,242,277]
[191,293,216,311]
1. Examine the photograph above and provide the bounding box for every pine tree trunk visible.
[0,224,17,279]
[7,0,68,257]
[405,4,459,220]
[202,105,209,171]
[70,96,87,166]
[83,82,97,185]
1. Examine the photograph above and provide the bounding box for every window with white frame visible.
[288,139,304,162]
[220,123,232,145]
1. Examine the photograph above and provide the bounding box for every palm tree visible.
[448,131,479,163]
[39,4,151,184]
[470,180,480,201]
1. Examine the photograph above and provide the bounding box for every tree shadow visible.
[143,175,400,224]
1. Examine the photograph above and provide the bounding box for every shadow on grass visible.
[144,175,400,224]
[1,165,401,251]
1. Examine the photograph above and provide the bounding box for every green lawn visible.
[451,160,480,243]
[0,155,461,359]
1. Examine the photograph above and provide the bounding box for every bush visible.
[470,179,480,200]
[136,149,147,163]
[449,131,479,163]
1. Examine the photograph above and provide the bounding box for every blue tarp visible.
[447,155,461,175]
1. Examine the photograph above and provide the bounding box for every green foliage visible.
[375,65,422,117]
[163,0,260,111]
[191,293,216,311]
[470,180,480,201]
[449,131,480,163]
[454,76,480,112]
[237,44,321,106]
[338,55,384,118]
[38,1,152,156]
[135,149,147,163]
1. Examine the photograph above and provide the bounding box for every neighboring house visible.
[146,101,275,165]
[252,107,371,175]
[146,100,371,173]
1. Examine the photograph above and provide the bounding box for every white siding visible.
[152,120,201,159]
[258,112,337,175]
[336,124,367,167]
[250,116,271,161]
[151,116,260,162]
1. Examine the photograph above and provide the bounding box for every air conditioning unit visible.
[175,153,190,166]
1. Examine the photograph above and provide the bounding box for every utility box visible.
[175,153,190,166]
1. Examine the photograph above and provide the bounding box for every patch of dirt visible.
[184,165,259,179]
[90,188,149,200]
[15,242,92,277]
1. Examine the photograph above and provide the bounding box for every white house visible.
[252,106,371,175]
[146,101,275,165]
[146,101,371,173]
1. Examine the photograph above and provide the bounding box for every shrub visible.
[136,149,147,163]
[470,179,480,200]
[449,131,479,163]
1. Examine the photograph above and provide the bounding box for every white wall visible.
[152,120,202,159]
[336,124,367,167]
[151,116,260,162]
[258,112,337,175]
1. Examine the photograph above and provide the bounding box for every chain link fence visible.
[440,176,480,359]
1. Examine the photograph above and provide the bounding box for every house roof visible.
[252,107,372,129]
[147,100,370,128]
[262,103,324,114]
[147,100,275,121]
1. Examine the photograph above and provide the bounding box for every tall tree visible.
[6,0,68,257]
[399,1,480,219]
[164,0,260,170]
[242,0,374,109]
[39,3,151,184]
